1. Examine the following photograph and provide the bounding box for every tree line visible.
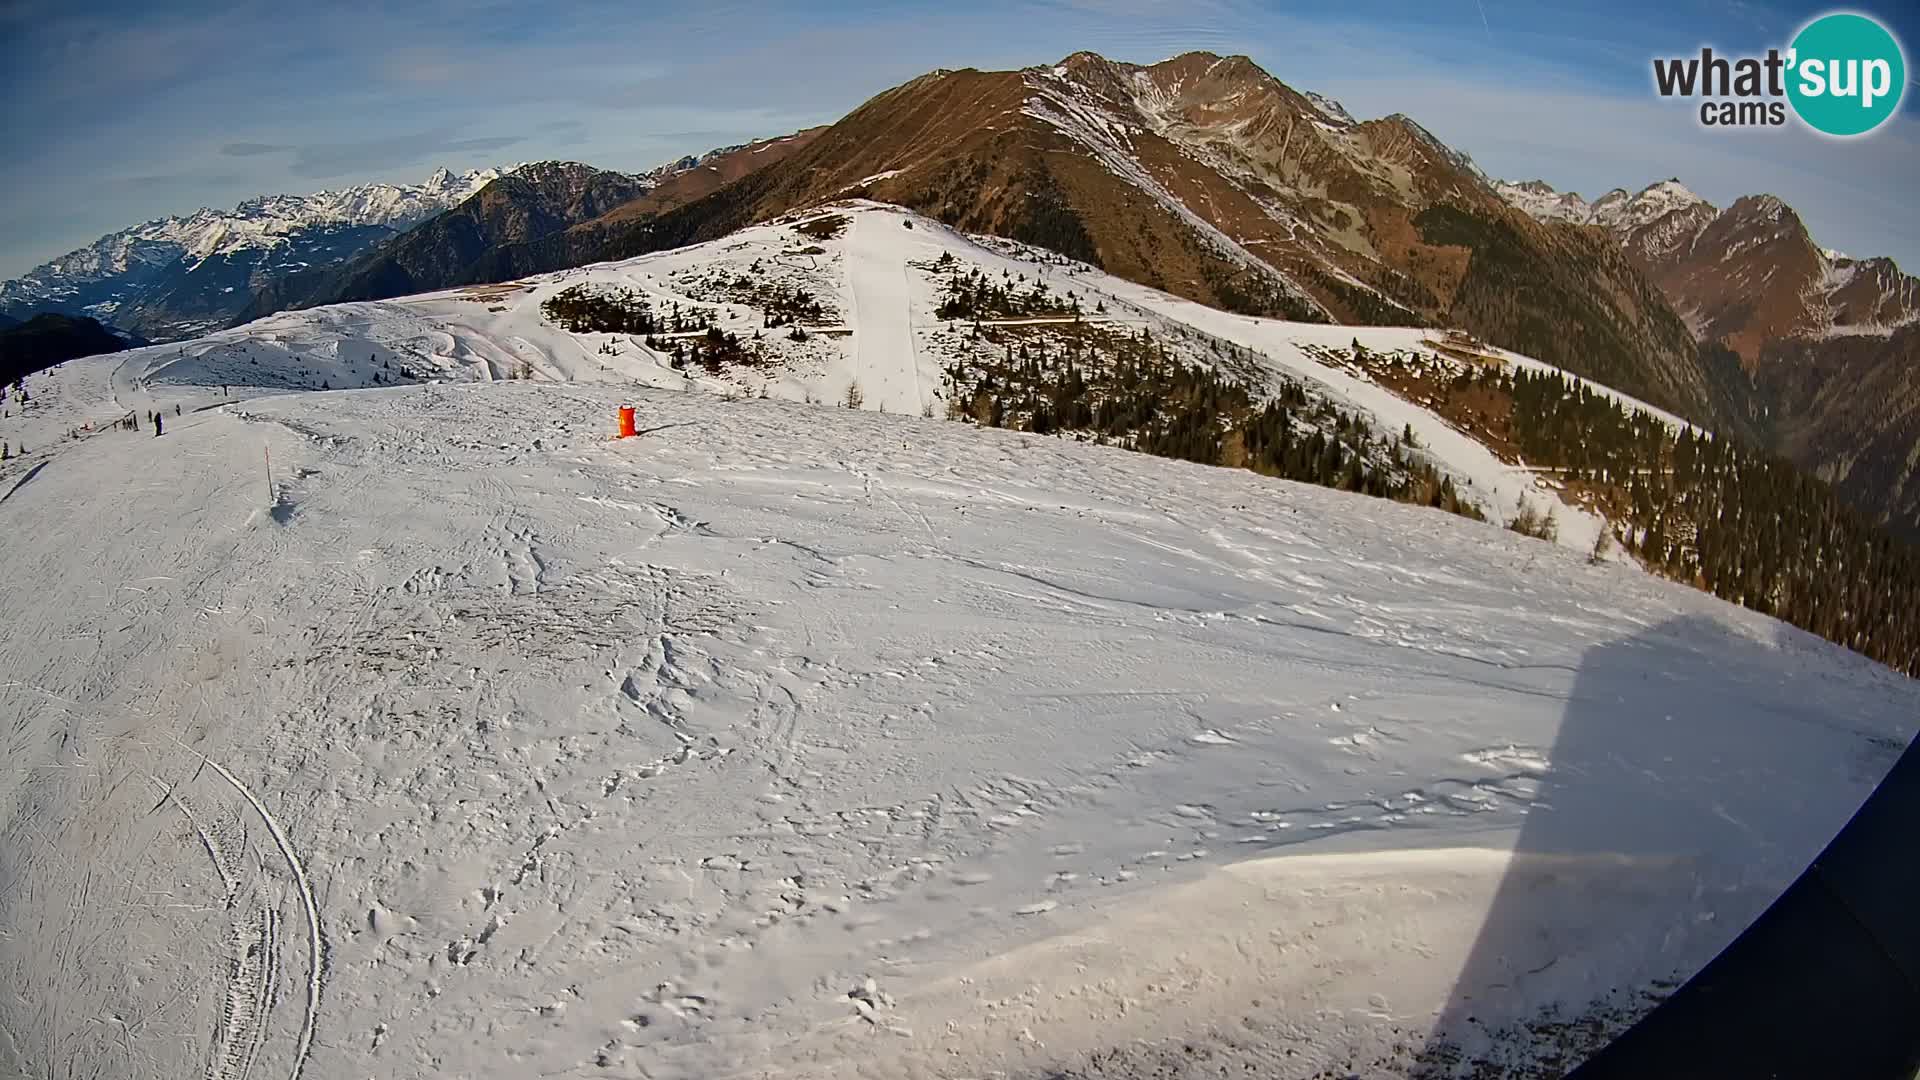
[933,256,1081,321]
[540,285,712,336]
[1498,363,1920,675]
[944,327,1479,520]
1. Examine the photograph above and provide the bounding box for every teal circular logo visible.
[1787,12,1907,136]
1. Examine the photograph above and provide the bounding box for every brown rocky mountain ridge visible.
[404,51,1719,426]
[239,50,1918,538]
[1500,177,1920,538]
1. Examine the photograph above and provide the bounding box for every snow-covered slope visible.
[4,300,1917,1079]
[2,145,810,345]
[3,202,1692,558]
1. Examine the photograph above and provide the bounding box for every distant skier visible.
[175,404,181,416]
[154,413,163,437]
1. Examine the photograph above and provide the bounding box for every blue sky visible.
[2,0,1917,279]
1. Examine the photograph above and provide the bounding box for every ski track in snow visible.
[843,210,923,415]
[180,742,324,1080]
[1,204,1917,1080]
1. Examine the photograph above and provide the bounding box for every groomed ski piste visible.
[2,202,1916,1079]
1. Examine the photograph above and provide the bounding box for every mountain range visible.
[231,131,823,322]
[5,49,1917,538]
[1494,176,1920,537]
[0,313,131,387]
[392,51,1711,432]
[0,167,503,341]
[0,141,816,344]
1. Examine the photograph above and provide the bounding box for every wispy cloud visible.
[220,142,292,157]
[376,46,465,85]
[104,170,245,193]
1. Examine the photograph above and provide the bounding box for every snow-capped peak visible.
[10,165,501,281]
[1497,176,1715,233]
[1493,179,1593,224]
[1590,178,1712,232]
[1304,90,1357,126]
[0,163,504,340]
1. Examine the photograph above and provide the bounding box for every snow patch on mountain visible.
[1304,90,1357,126]
[1498,178,1714,234]
[1492,179,1592,224]
[1593,180,1711,232]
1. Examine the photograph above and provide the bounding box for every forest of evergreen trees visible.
[542,285,767,373]
[931,255,1081,321]
[1484,362,1920,675]
[1200,261,1326,323]
[678,264,834,328]
[650,327,758,374]
[541,285,683,335]
[944,326,1478,520]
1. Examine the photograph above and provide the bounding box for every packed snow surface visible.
[3,205,1916,1080]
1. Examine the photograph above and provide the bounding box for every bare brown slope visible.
[1101,52,1718,418]
[1761,326,1920,538]
[1600,188,1920,368]
[591,128,827,226]
[509,64,1332,320]
[1642,195,1829,364]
